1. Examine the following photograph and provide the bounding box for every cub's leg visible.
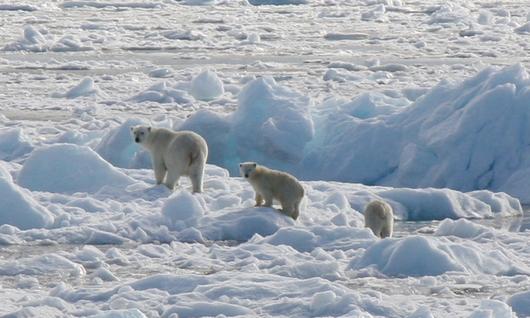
[255,193,264,206]
[153,155,167,185]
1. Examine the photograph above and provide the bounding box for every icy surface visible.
[2,0,530,316]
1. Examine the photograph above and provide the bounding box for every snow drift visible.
[0,163,54,230]
[18,144,134,194]
[304,64,530,203]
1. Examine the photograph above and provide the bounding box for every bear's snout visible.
[245,173,249,178]
[135,137,140,143]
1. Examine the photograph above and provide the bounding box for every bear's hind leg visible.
[280,202,299,220]
[164,169,181,190]
[190,168,204,193]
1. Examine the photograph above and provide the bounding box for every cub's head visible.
[239,162,257,179]
[130,125,151,144]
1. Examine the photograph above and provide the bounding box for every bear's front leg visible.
[262,191,273,207]
[255,193,263,206]
[153,156,167,185]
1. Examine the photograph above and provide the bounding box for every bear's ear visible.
[130,126,134,131]
[147,126,151,132]
[252,163,257,168]
[239,163,242,167]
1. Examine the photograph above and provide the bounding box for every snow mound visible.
[377,187,521,220]
[361,4,386,21]
[0,128,33,161]
[349,235,529,277]
[247,0,309,5]
[434,218,492,239]
[88,309,147,318]
[161,191,204,231]
[61,2,162,9]
[52,78,98,99]
[305,64,530,203]
[181,0,219,6]
[95,118,151,169]
[426,4,472,25]
[0,253,85,277]
[508,291,530,317]
[0,163,54,229]
[18,144,134,194]
[200,208,295,241]
[3,25,92,52]
[189,69,224,101]
[0,4,37,11]
[181,76,314,175]
[130,82,193,104]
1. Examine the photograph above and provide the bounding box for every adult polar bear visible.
[131,126,208,193]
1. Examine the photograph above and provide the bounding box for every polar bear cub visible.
[131,126,208,193]
[239,162,304,220]
[364,200,394,238]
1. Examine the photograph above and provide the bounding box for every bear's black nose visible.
[135,138,140,143]
[245,174,249,178]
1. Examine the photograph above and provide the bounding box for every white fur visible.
[240,162,304,220]
[364,200,394,238]
[131,126,208,193]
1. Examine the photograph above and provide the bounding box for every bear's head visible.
[239,162,257,179]
[130,125,151,144]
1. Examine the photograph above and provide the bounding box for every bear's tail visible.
[188,151,200,167]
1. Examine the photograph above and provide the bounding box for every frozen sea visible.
[2,1,530,317]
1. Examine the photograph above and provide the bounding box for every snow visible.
[189,69,224,101]
[2,0,530,316]
[17,144,134,194]
[0,163,54,229]
[508,291,530,317]
[53,78,98,99]
[349,234,529,277]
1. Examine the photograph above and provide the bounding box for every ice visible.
[148,68,172,78]
[361,4,386,22]
[469,300,516,318]
[247,0,308,5]
[515,22,530,34]
[0,162,54,229]
[182,76,313,175]
[161,191,204,231]
[349,235,529,277]
[0,253,85,277]
[3,25,92,52]
[508,291,530,317]
[0,128,33,161]
[0,4,37,11]
[304,64,530,204]
[181,0,218,6]
[189,69,225,101]
[95,118,151,169]
[18,144,134,194]
[53,78,98,99]
[88,309,147,318]
[61,2,162,9]
[130,82,193,105]
[2,1,530,316]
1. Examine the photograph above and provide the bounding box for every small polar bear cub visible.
[131,126,208,193]
[240,162,304,220]
[364,200,394,238]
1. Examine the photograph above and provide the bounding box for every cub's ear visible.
[147,126,151,132]
[130,126,134,131]
[252,163,257,168]
[239,163,242,167]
